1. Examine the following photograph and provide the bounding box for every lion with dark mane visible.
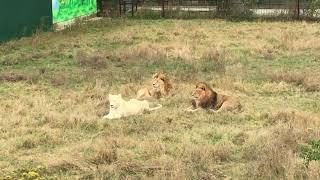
[186,82,242,113]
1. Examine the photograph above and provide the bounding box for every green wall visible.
[52,0,97,23]
[0,0,52,42]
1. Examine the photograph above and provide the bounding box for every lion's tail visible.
[148,104,162,111]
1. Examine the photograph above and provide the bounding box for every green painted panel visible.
[0,0,52,42]
[52,0,97,23]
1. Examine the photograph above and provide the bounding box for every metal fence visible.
[99,0,320,19]
[0,0,52,42]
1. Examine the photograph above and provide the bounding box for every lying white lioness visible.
[103,94,162,119]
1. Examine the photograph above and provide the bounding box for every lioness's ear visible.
[152,73,159,79]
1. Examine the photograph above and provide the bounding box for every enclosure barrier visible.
[99,0,320,19]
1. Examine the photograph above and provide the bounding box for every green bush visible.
[299,140,320,166]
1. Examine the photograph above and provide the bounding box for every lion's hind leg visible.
[185,106,201,112]
[136,88,151,100]
[213,99,242,113]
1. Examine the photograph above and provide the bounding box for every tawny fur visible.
[186,82,242,113]
[136,72,174,100]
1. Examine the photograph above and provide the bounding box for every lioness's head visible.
[108,94,123,110]
[152,73,167,92]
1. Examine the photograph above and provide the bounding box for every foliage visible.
[299,140,320,166]
[3,166,45,180]
[53,0,97,23]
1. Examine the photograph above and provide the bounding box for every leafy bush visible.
[4,166,45,180]
[299,140,320,166]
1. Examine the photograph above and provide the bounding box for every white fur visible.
[103,94,162,119]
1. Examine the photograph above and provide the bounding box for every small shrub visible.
[4,166,45,180]
[207,133,223,145]
[263,111,296,126]
[117,42,167,61]
[47,161,81,175]
[269,70,320,92]
[200,50,226,74]
[304,77,320,92]
[75,50,107,69]
[263,110,320,130]
[20,139,37,149]
[243,123,310,178]
[92,148,118,165]
[232,132,249,146]
[269,70,305,86]
[49,72,68,86]
[0,55,20,65]
[0,71,36,83]
[299,140,320,166]
[212,141,233,162]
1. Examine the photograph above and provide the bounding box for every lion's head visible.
[152,73,173,95]
[191,82,217,109]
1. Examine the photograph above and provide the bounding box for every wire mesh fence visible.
[98,0,320,20]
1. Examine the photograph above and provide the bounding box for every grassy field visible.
[1,18,320,179]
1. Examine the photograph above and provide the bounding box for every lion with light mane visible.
[103,94,162,119]
[136,72,174,100]
[186,82,242,113]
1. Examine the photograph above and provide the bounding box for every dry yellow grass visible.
[0,19,320,179]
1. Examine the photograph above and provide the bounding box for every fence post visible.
[131,1,134,16]
[98,0,103,16]
[297,0,300,19]
[136,0,138,11]
[119,0,122,16]
[161,0,165,17]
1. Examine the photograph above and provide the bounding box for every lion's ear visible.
[152,73,159,79]
[160,75,166,81]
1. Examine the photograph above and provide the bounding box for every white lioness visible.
[103,94,162,119]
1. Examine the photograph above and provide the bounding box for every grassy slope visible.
[0,19,320,179]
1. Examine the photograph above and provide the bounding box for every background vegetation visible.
[0,18,320,179]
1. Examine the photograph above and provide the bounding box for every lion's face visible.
[152,73,166,92]
[192,83,207,101]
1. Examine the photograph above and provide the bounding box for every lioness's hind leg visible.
[148,104,162,111]
[103,114,114,119]
[209,109,220,113]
